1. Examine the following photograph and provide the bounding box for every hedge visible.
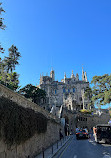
[0,96,48,146]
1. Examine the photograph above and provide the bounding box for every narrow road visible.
[53,135,111,158]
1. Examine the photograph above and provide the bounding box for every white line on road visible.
[103,155,111,158]
[74,155,77,158]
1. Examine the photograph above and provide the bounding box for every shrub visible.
[80,109,92,114]
[0,96,48,146]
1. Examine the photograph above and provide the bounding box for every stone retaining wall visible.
[0,84,59,122]
[0,121,61,158]
[0,84,62,158]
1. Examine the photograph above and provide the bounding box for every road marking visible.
[74,155,77,158]
[59,138,73,158]
[103,155,111,158]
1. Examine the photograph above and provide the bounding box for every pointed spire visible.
[40,74,41,81]
[64,72,66,79]
[76,73,79,80]
[71,70,74,78]
[82,67,84,81]
[50,69,55,81]
[40,73,43,84]
[85,71,88,82]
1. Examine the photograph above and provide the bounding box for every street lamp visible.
[81,89,85,109]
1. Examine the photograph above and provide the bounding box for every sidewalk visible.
[35,135,72,158]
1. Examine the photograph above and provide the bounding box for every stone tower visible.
[82,67,85,81]
[76,73,79,81]
[71,70,74,78]
[50,69,55,81]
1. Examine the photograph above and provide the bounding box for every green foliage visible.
[84,87,92,99]
[4,45,21,73]
[0,2,5,56]
[0,45,21,91]
[0,2,5,30]
[84,86,94,109]
[80,109,92,114]
[0,96,48,146]
[0,72,20,91]
[91,74,111,106]
[19,84,46,104]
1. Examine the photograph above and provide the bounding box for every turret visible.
[85,71,88,82]
[50,69,55,81]
[40,73,43,84]
[64,72,66,79]
[63,72,66,83]
[82,67,85,81]
[76,73,79,81]
[71,70,74,78]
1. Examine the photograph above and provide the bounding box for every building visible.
[76,110,110,130]
[39,68,92,115]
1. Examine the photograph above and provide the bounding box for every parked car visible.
[76,129,89,139]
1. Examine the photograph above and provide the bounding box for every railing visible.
[36,136,71,158]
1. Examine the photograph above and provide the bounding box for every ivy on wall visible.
[0,96,48,146]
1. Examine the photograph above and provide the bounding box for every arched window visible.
[55,90,56,94]
[68,89,70,93]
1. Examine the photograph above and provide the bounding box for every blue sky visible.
[0,0,111,91]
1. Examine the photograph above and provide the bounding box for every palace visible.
[39,68,92,116]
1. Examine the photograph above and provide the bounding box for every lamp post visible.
[81,89,85,109]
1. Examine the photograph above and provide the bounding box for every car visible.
[76,129,89,139]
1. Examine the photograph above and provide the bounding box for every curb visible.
[49,136,72,158]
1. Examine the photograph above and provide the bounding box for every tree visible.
[6,72,20,91]
[91,74,111,108]
[0,45,21,91]
[0,4,20,91]
[19,84,46,105]
[0,2,5,55]
[84,86,94,109]
[0,2,5,30]
[4,45,21,73]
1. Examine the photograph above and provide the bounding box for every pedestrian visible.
[59,129,63,140]
[93,126,97,141]
[76,126,79,133]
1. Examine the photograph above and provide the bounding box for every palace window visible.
[63,88,65,93]
[55,90,56,94]
[80,117,82,121]
[79,97,82,101]
[68,89,70,93]
[73,88,75,93]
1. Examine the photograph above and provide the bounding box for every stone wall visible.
[61,108,76,133]
[0,84,59,122]
[0,121,61,158]
[0,84,62,158]
[77,112,110,130]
